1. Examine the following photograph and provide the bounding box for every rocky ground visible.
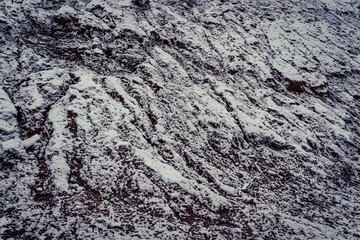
[1,0,359,239]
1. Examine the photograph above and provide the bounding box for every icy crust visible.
[1,0,360,239]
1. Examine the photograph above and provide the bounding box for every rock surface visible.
[1,0,359,239]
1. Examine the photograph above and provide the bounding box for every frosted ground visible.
[0,0,359,239]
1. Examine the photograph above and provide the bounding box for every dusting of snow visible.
[1,0,359,239]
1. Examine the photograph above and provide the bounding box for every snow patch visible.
[22,134,41,148]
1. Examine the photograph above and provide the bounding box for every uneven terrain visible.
[1,0,360,239]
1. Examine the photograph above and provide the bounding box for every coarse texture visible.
[0,0,359,239]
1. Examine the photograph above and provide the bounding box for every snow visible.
[22,134,41,148]
[139,149,185,183]
[0,88,16,116]
[1,0,359,239]
[57,5,77,16]
[14,85,45,110]
[138,148,228,209]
